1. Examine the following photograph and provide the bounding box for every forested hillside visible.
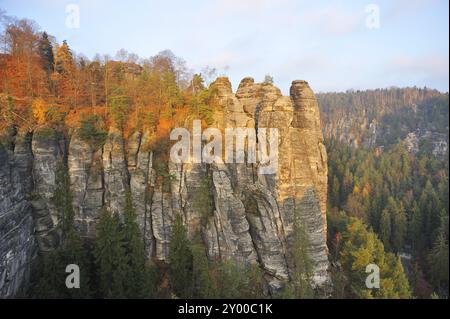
[321,89,449,298]
[318,89,448,157]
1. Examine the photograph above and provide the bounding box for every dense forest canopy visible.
[0,15,221,143]
[322,89,449,298]
[318,89,449,151]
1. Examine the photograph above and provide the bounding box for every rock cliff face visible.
[0,145,36,297]
[0,77,329,297]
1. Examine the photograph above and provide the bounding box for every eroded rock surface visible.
[0,77,330,297]
[0,146,36,298]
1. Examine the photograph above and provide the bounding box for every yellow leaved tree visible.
[32,97,49,125]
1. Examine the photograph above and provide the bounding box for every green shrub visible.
[78,114,108,150]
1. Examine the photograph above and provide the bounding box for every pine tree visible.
[122,191,151,298]
[419,181,442,248]
[38,32,54,74]
[331,175,340,208]
[410,202,425,252]
[57,162,91,298]
[379,197,407,252]
[290,208,314,298]
[191,234,217,298]
[428,232,449,293]
[168,213,193,298]
[54,163,75,234]
[217,259,246,299]
[392,202,407,252]
[109,88,131,130]
[31,250,66,298]
[32,163,91,298]
[242,263,266,298]
[60,228,92,298]
[380,206,392,251]
[94,207,130,298]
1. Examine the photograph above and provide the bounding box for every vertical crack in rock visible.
[69,131,104,238]
[30,128,63,252]
[0,143,36,298]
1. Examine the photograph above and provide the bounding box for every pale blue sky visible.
[1,0,448,94]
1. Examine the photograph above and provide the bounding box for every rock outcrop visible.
[0,77,330,297]
[0,145,36,298]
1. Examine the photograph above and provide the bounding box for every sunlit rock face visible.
[0,77,330,296]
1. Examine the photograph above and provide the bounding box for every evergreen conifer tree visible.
[94,207,130,298]
[122,191,151,298]
[191,233,217,298]
[168,213,193,298]
[38,32,54,73]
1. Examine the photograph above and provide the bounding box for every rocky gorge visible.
[0,77,329,298]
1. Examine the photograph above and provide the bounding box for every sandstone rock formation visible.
[0,77,330,297]
[0,145,36,297]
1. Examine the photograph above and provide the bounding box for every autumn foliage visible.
[0,15,219,147]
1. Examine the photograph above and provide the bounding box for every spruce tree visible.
[57,162,91,298]
[122,191,150,298]
[38,32,54,73]
[419,180,442,247]
[217,259,246,299]
[60,228,92,298]
[94,207,130,298]
[392,202,407,252]
[191,234,217,298]
[30,250,66,298]
[54,162,75,234]
[428,232,449,293]
[290,208,314,298]
[168,213,193,298]
[242,263,266,298]
[32,163,91,298]
[380,207,392,251]
[410,202,425,252]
